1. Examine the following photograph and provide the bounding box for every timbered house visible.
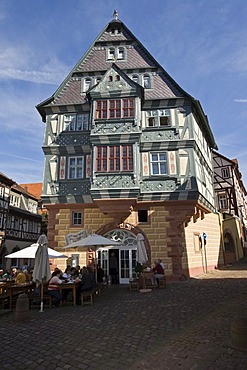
[1,180,42,270]
[0,172,14,268]
[36,12,224,280]
[212,150,247,263]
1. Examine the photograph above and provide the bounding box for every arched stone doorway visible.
[224,231,236,264]
[96,223,150,284]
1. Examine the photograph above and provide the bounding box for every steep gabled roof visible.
[36,17,189,115]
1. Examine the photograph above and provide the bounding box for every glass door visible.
[119,249,137,284]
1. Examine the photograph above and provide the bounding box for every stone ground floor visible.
[0,259,247,369]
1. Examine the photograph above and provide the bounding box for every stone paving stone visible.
[1,259,247,369]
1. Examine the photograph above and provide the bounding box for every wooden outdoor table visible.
[59,281,80,306]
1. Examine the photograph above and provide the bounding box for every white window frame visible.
[150,152,167,175]
[83,78,92,93]
[64,114,88,131]
[143,74,151,89]
[132,74,139,84]
[218,193,228,209]
[68,157,84,179]
[146,110,170,127]
[117,47,125,60]
[10,194,20,208]
[108,47,115,60]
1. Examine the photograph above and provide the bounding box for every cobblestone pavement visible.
[0,259,247,370]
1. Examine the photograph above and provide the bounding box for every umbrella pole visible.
[40,282,44,312]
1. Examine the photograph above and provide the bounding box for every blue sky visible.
[0,0,247,186]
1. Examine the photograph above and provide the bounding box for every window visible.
[143,74,151,88]
[218,194,228,209]
[95,99,135,119]
[138,210,148,223]
[96,101,107,119]
[109,100,121,118]
[96,145,133,172]
[84,78,92,92]
[68,157,84,179]
[107,47,126,61]
[117,47,125,60]
[221,167,230,179]
[108,47,115,60]
[146,110,170,127]
[10,194,20,208]
[150,153,167,175]
[132,74,139,84]
[72,211,82,226]
[95,76,101,84]
[64,114,89,131]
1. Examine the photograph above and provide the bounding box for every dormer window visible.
[108,47,115,60]
[95,76,101,84]
[107,46,126,61]
[132,74,139,84]
[117,47,125,60]
[81,78,92,93]
[143,74,151,89]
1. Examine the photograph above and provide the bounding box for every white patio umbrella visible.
[63,233,122,281]
[136,233,148,264]
[64,233,122,249]
[5,244,68,259]
[32,234,51,312]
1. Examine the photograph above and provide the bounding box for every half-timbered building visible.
[37,12,224,280]
[212,150,247,263]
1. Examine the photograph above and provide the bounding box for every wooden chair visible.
[81,288,96,306]
[143,272,155,289]
[158,276,166,289]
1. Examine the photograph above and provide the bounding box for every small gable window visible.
[117,47,125,60]
[82,78,92,93]
[108,47,115,60]
[107,47,126,61]
[132,74,139,84]
[143,74,151,89]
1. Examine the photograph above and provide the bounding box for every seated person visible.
[15,269,26,284]
[48,269,63,307]
[152,261,164,286]
[62,266,71,281]
[76,267,94,304]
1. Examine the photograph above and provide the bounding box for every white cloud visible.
[234,99,247,103]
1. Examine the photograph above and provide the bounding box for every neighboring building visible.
[1,179,42,270]
[20,182,48,234]
[0,172,15,268]
[36,11,224,281]
[212,150,247,263]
